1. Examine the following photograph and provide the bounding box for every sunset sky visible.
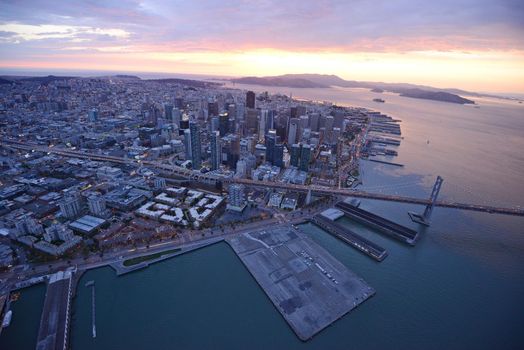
[0,0,523,93]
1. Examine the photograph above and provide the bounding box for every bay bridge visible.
[2,139,523,218]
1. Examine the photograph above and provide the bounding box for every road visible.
[2,139,523,216]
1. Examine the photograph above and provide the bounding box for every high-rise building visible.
[245,109,258,134]
[246,91,256,109]
[210,131,221,170]
[59,191,82,219]
[227,184,246,212]
[183,129,192,161]
[189,121,202,169]
[174,97,184,109]
[207,101,219,117]
[259,109,268,141]
[333,110,345,129]
[88,108,98,122]
[300,144,312,171]
[265,130,277,165]
[172,108,182,126]
[290,143,301,167]
[164,104,174,120]
[210,116,219,132]
[88,194,108,217]
[287,118,299,144]
[273,143,284,168]
[309,113,320,132]
[219,112,229,136]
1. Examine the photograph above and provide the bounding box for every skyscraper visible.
[288,118,299,144]
[290,143,301,167]
[273,143,284,168]
[164,104,174,120]
[246,91,255,109]
[208,101,219,117]
[189,121,202,169]
[184,128,192,160]
[259,109,268,141]
[210,131,221,170]
[219,112,229,136]
[265,130,277,164]
[300,144,312,171]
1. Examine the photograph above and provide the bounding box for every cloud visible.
[0,0,522,53]
[0,23,130,43]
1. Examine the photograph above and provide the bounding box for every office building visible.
[227,184,246,212]
[189,121,202,169]
[246,91,255,109]
[87,194,108,217]
[210,131,221,170]
[59,191,82,219]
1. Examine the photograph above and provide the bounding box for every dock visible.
[87,282,96,338]
[367,158,404,167]
[310,215,388,261]
[36,270,74,350]
[227,225,375,341]
[336,202,419,245]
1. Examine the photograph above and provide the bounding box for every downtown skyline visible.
[0,0,524,93]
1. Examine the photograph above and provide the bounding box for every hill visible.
[231,73,478,104]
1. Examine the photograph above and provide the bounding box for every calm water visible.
[0,284,46,350]
[3,86,524,349]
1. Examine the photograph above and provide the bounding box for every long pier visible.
[36,270,73,350]
[366,158,404,167]
[90,283,96,338]
[336,202,419,245]
[2,139,524,217]
[310,215,388,261]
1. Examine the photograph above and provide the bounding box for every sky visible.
[0,0,523,93]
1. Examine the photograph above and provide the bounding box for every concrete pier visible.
[36,270,74,350]
[336,202,419,245]
[310,215,388,261]
[227,225,375,341]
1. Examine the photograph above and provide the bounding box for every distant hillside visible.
[19,75,77,84]
[231,73,481,104]
[232,76,327,88]
[0,77,12,84]
[399,89,474,104]
[147,78,222,88]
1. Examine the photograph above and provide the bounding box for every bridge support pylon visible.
[409,176,443,226]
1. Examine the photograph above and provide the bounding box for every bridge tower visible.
[409,176,443,226]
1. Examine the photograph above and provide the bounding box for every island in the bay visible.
[232,73,477,104]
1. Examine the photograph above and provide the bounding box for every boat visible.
[85,280,95,287]
[373,98,385,103]
[2,310,12,328]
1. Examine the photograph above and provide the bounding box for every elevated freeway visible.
[2,139,523,217]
